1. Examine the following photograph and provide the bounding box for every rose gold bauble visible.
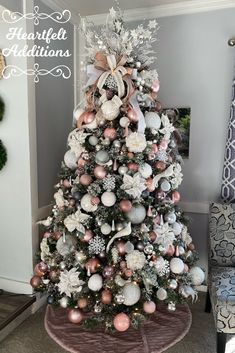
[85,258,100,273]
[125,269,133,277]
[30,275,42,288]
[155,190,166,201]
[69,199,76,206]
[146,178,155,192]
[91,196,100,205]
[103,266,115,279]
[127,152,134,158]
[151,144,158,153]
[149,231,157,242]
[155,161,166,171]
[184,264,189,272]
[79,174,93,186]
[81,229,94,242]
[188,243,195,251]
[113,313,130,332]
[53,231,62,241]
[172,191,181,203]
[77,158,86,167]
[77,298,88,309]
[127,107,138,122]
[43,231,51,238]
[104,127,117,141]
[81,111,95,125]
[128,163,139,171]
[94,165,107,180]
[38,261,48,273]
[63,179,71,188]
[117,240,126,255]
[159,140,168,150]
[68,308,83,324]
[120,261,127,269]
[119,200,132,213]
[101,289,112,304]
[143,301,156,314]
[166,244,175,256]
[34,264,45,277]
[49,270,60,283]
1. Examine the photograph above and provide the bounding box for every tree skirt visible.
[44,304,192,353]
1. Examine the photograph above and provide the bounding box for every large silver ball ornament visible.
[56,235,77,257]
[165,212,177,224]
[123,282,141,306]
[64,150,77,170]
[95,150,110,164]
[101,191,116,207]
[88,136,99,146]
[118,166,128,175]
[127,204,146,224]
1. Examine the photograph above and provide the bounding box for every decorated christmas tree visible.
[31,7,205,331]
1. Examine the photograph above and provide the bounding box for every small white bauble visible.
[156,288,168,300]
[73,108,84,122]
[127,204,146,224]
[145,112,161,130]
[59,297,69,308]
[95,150,110,164]
[81,194,98,212]
[120,116,130,127]
[172,222,183,236]
[118,166,128,175]
[88,274,103,291]
[101,223,112,235]
[165,212,177,224]
[101,191,116,207]
[170,258,185,274]
[123,282,141,306]
[161,180,171,192]
[56,235,77,256]
[83,118,98,130]
[101,99,121,121]
[189,266,205,286]
[89,136,99,146]
[64,150,77,170]
[169,279,178,289]
[139,163,152,178]
[178,246,185,255]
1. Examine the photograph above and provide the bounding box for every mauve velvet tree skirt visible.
[44,303,192,353]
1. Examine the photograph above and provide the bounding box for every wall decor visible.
[0,50,6,79]
[163,107,191,158]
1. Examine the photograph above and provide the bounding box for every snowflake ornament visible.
[103,175,116,190]
[64,208,91,233]
[89,235,105,254]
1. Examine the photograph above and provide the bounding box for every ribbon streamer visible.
[106,222,132,252]
[152,165,174,188]
[129,92,146,134]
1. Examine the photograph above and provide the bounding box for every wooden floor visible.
[0,290,35,331]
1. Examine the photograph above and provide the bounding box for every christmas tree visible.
[31,7,205,331]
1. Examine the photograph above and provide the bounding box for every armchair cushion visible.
[209,267,235,333]
[209,202,235,266]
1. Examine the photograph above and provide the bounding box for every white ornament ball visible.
[156,288,168,300]
[73,108,84,122]
[56,235,77,256]
[120,116,130,127]
[59,297,69,308]
[170,258,185,274]
[165,212,177,224]
[95,150,109,164]
[89,136,99,146]
[161,180,171,192]
[145,112,161,130]
[101,191,116,207]
[189,266,205,286]
[64,150,77,170]
[88,274,103,291]
[172,222,183,235]
[81,194,98,212]
[101,223,112,235]
[139,163,152,178]
[127,204,146,224]
[123,282,141,306]
[101,100,120,121]
[118,166,128,175]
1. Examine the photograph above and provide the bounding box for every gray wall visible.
[131,8,235,272]
[35,0,74,207]
[0,0,22,12]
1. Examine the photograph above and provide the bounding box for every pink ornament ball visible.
[151,144,158,153]
[159,140,168,150]
[82,229,94,242]
[63,179,71,188]
[82,111,95,125]
[94,165,107,180]
[127,107,139,122]
[172,191,181,203]
[124,269,133,277]
[166,244,175,257]
[146,178,155,192]
[143,301,156,314]
[113,313,130,332]
[127,162,139,171]
[68,308,83,324]
[117,240,126,255]
[79,174,93,186]
[151,80,160,93]
[34,264,45,278]
[30,275,42,289]
[120,261,127,269]
[104,127,117,141]
[43,231,51,238]
[91,196,100,205]
[155,161,166,171]
[119,200,132,212]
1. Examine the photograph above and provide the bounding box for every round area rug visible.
[45,303,192,353]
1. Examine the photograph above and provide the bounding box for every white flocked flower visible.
[126,132,147,153]
[159,114,175,141]
[180,226,192,245]
[126,250,146,271]
[67,129,90,158]
[57,268,85,297]
[54,189,68,208]
[40,238,51,262]
[171,163,183,189]
[64,208,91,233]
[121,173,147,199]
[154,222,176,249]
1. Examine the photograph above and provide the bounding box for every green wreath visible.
[0,140,7,170]
[0,96,5,122]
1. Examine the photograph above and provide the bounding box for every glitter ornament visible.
[64,150,77,170]
[172,222,182,235]
[101,191,116,207]
[101,223,112,235]
[104,127,117,140]
[95,150,109,164]
[145,112,161,130]
[156,150,168,162]
[143,301,156,314]
[103,265,115,279]
[89,135,99,146]
[88,274,103,291]
[59,297,69,308]
[81,194,98,212]
[127,204,146,224]
[119,116,130,127]
[68,309,83,324]
[170,258,184,274]
[113,313,130,332]
[101,96,122,121]
[89,235,105,254]
[139,163,152,178]
[123,282,141,305]
[189,266,205,285]
[169,279,178,289]
[156,288,168,300]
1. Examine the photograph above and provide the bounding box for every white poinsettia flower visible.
[171,163,183,189]
[180,226,192,245]
[126,250,146,271]
[38,216,53,227]
[64,208,91,232]
[57,268,85,297]
[159,114,175,141]
[67,129,90,158]
[154,222,176,248]
[54,189,68,208]
[40,238,51,262]
[121,173,147,199]
[125,132,147,153]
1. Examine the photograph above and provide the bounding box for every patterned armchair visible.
[206,202,235,353]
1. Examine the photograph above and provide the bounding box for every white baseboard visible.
[0,276,33,295]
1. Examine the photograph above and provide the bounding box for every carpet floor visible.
[0,293,234,353]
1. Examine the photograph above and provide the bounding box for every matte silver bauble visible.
[127,204,146,224]
[88,136,99,146]
[64,150,77,170]
[118,166,128,175]
[100,223,112,235]
[113,140,121,148]
[165,212,177,224]
[95,150,109,164]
